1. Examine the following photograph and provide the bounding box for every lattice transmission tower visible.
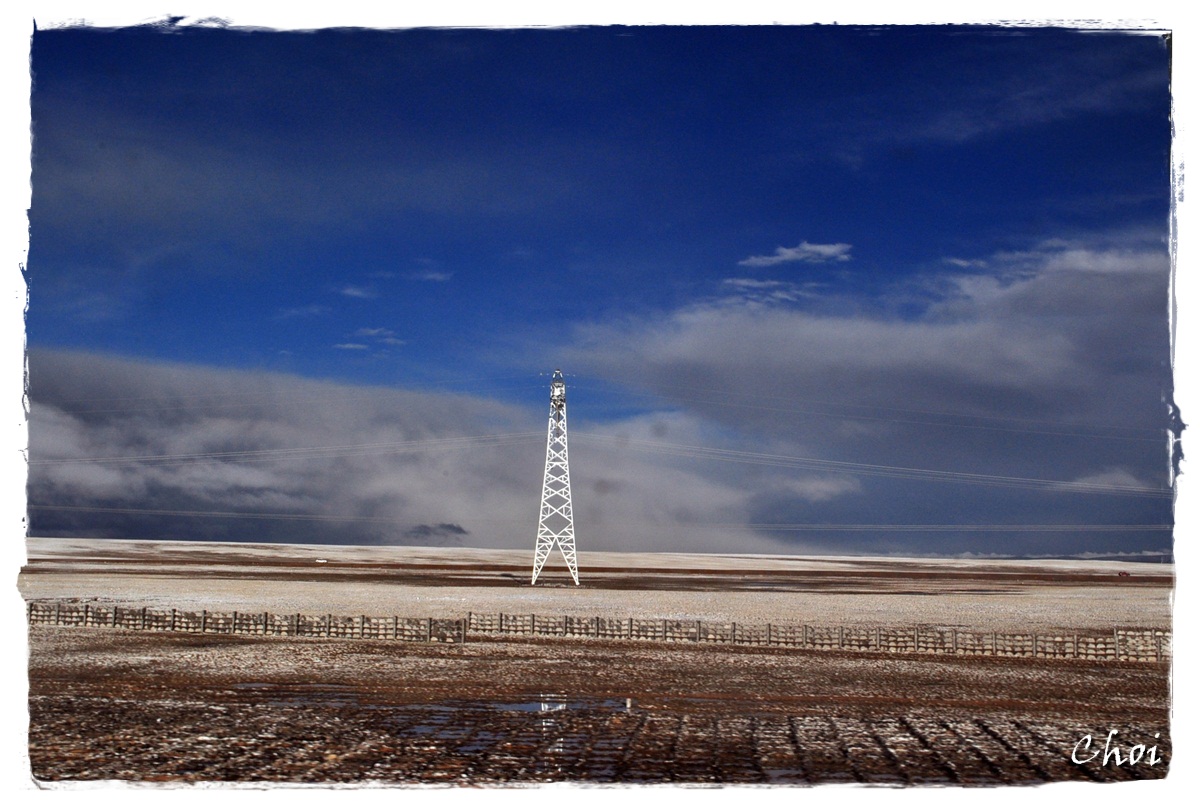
[531,369,579,585]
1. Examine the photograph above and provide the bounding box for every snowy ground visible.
[19,538,1173,633]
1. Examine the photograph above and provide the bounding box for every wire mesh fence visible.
[26,601,1169,661]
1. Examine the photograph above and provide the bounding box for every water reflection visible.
[489,695,634,773]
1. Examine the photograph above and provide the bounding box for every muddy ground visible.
[27,626,1170,786]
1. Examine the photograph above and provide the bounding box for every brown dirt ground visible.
[27,626,1171,786]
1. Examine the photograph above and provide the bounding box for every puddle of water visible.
[488,696,631,713]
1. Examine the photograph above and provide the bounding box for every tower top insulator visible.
[550,370,566,405]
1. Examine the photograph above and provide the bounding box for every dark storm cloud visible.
[402,523,469,546]
[25,350,798,553]
[27,349,540,546]
[564,235,1174,556]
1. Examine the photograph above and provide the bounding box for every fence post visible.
[393,615,398,640]
[767,623,772,645]
[461,618,467,644]
[426,617,433,642]
[113,606,120,628]
[732,622,737,644]
[952,629,958,654]
[466,612,472,637]
[171,609,176,632]
[141,607,147,630]
[55,602,61,626]
[838,626,844,649]
[628,617,633,639]
[233,611,239,634]
[1032,634,1038,658]
[595,615,601,637]
[696,620,702,642]
[201,610,208,633]
[1155,632,1162,663]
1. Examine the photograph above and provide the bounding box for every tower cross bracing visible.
[532,369,579,585]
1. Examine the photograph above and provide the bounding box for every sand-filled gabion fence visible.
[26,601,1170,662]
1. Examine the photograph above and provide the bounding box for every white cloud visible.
[1056,468,1157,492]
[333,343,369,350]
[775,475,863,503]
[738,241,853,267]
[339,285,377,299]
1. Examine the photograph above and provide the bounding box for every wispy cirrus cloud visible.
[339,285,378,299]
[738,241,852,267]
[355,327,407,347]
[719,278,815,306]
[409,270,453,282]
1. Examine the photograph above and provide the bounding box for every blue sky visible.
[23,22,1177,557]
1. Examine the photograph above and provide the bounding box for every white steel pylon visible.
[532,370,579,585]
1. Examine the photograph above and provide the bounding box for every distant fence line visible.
[26,601,1170,663]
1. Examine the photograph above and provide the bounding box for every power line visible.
[29,427,1169,498]
[28,432,543,467]
[572,433,1172,498]
[571,381,1165,443]
[571,374,1165,434]
[26,505,1172,532]
[28,505,403,523]
[33,369,1164,441]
